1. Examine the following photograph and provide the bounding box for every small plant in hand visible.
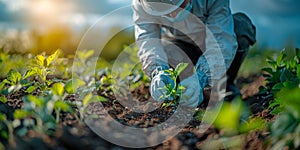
[160,63,188,107]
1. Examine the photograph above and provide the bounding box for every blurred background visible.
[0,0,299,57]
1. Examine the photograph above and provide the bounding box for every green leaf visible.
[175,63,188,76]
[26,95,44,107]
[239,117,266,133]
[14,109,30,119]
[283,81,298,89]
[276,50,287,66]
[266,57,276,64]
[0,81,6,90]
[36,55,46,67]
[46,49,60,67]
[297,65,300,79]
[2,79,12,87]
[78,50,94,62]
[272,83,283,91]
[65,79,86,94]
[204,99,244,136]
[23,69,37,79]
[0,97,7,103]
[26,86,37,93]
[83,92,92,107]
[295,48,300,59]
[54,101,71,112]
[51,82,64,96]
[0,114,7,121]
[31,67,43,77]
[262,67,273,74]
[7,69,22,84]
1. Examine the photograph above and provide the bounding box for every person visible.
[132,0,256,107]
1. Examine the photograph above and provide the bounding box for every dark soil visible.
[1,74,274,150]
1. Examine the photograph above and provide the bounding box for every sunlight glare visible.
[31,0,57,19]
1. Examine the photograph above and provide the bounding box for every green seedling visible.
[51,82,74,123]
[23,49,61,94]
[268,88,300,149]
[65,78,86,94]
[261,48,300,114]
[73,49,97,80]
[262,48,300,94]
[0,69,31,94]
[202,98,266,136]
[259,48,300,149]
[160,63,188,107]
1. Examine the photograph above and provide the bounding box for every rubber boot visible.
[225,12,256,101]
[224,48,248,101]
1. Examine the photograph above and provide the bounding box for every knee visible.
[233,12,256,50]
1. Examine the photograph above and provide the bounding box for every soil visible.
[1,74,275,150]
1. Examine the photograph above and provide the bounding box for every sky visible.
[0,0,300,50]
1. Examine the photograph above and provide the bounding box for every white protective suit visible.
[132,0,238,87]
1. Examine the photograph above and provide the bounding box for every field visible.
[0,47,300,150]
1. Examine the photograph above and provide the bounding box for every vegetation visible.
[0,47,299,149]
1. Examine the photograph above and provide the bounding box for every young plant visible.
[262,48,300,94]
[51,82,74,123]
[261,48,300,114]
[0,70,22,94]
[160,63,188,107]
[24,50,61,94]
[202,98,266,136]
[15,95,56,135]
[268,88,300,149]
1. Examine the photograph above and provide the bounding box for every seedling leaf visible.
[175,63,188,76]
[0,97,7,103]
[65,79,86,94]
[36,55,46,67]
[7,69,22,84]
[276,50,286,66]
[272,83,283,91]
[14,109,30,119]
[83,92,93,107]
[27,95,44,107]
[46,49,60,67]
[262,67,273,74]
[26,86,37,93]
[0,114,6,121]
[51,82,64,97]
[24,69,37,79]
[54,101,71,112]
[297,65,300,79]
[296,48,300,59]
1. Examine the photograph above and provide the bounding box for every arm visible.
[196,0,238,87]
[132,0,169,78]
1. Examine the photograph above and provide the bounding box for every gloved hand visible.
[178,72,207,107]
[150,70,175,102]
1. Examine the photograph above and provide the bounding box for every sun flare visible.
[26,0,73,25]
[30,0,57,19]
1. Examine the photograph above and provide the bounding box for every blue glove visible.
[150,70,175,102]
[178,72,207,107]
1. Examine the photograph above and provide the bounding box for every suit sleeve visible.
[195,0,238,86]
[132,0,169,77]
